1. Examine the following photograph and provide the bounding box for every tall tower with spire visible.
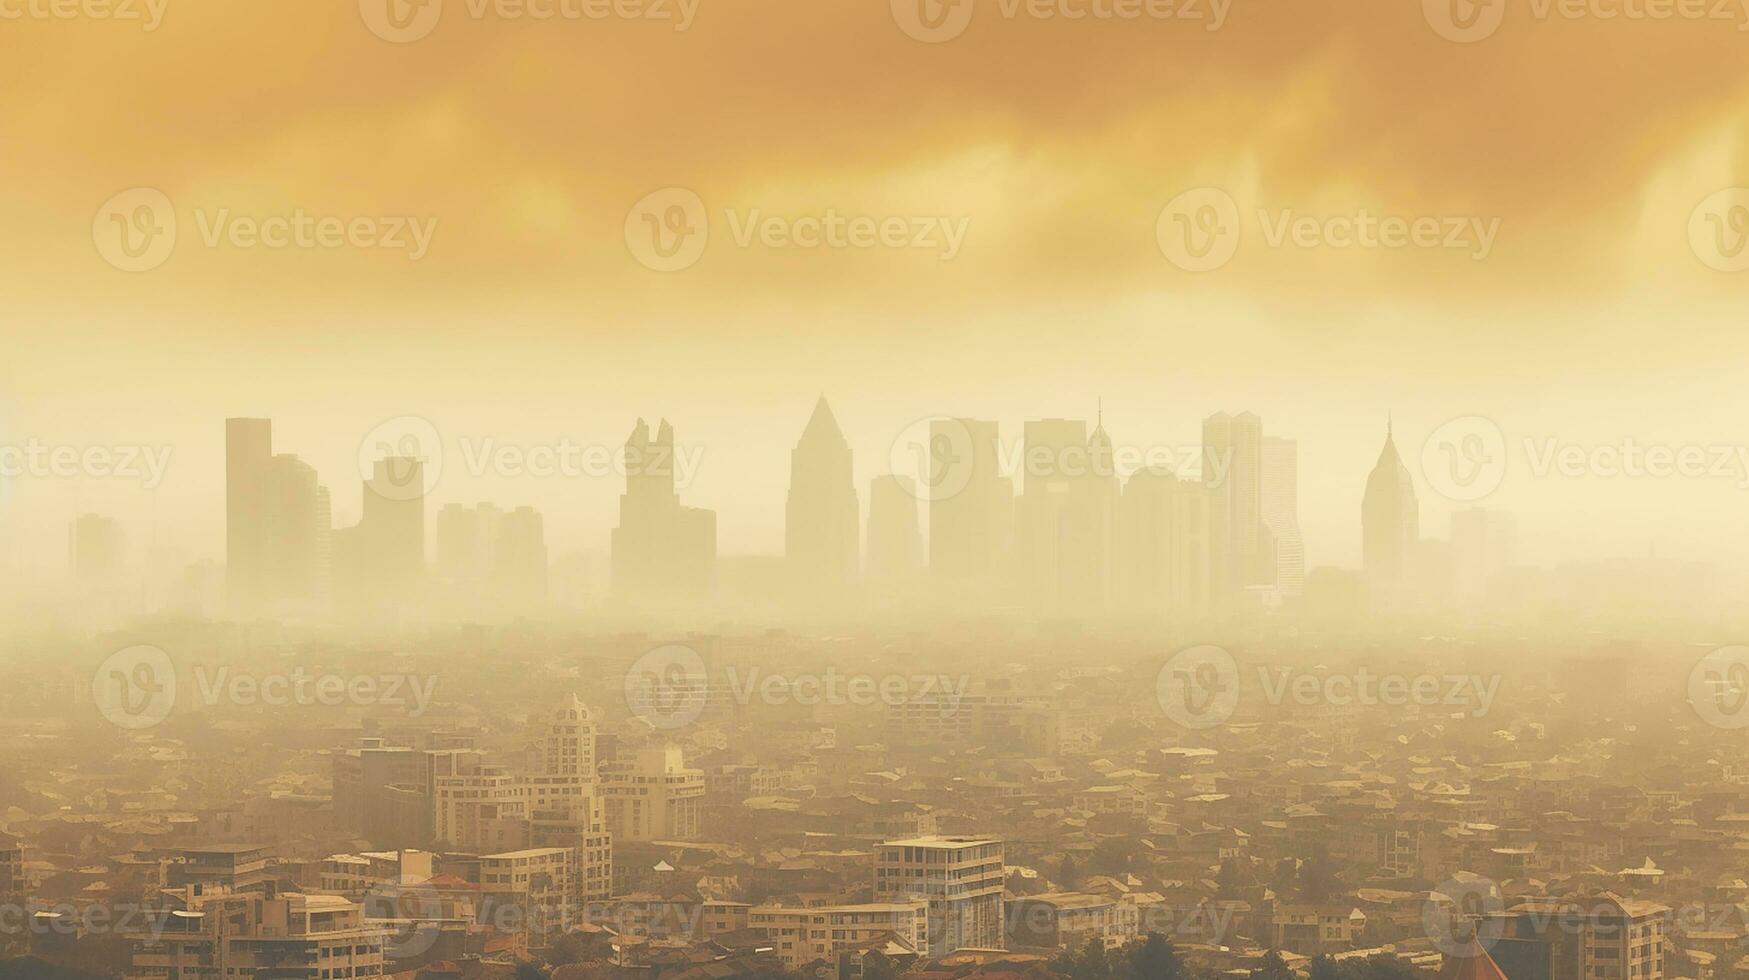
[611,417,716,606]
[1362,420,1420,596]
[785,397,860,597]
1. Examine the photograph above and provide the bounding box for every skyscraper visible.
[225,418,332,615]
[866,474,922,590]
[437,502,549,610]
[365,456,425,597]
[1362,422,1420,599]
[1202,412,1267,595]
[1016,413,1117,616]
[784,397,859,597]
[1115,466,1211,617]
[1261,436,1305,599]
[611,418,716,605]
[225,417,273,610]
[928,418,1012,603]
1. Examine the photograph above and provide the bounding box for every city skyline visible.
[7,397,1747,616]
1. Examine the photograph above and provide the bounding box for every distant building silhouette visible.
[333,456,425,610]
[225,418,332,615]
[1203,411,1269,596]
[611,418,716,605]
[866,475,923,591]
[784,397,859,598]
[928,418,1012,603]
[1362,422,1420,599]
[1016,414,1117,616]
[1115,466,1211,617]
[436,502,548,611]
[1261,436,1305,599]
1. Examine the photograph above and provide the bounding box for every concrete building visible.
[749,900,929,968]
[1006,892,1138,951]
[602,745,705,842]
[873,835,1005,956]
[128,884,387,979]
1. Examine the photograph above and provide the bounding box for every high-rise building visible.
[1261,436,1305,598]
[928,418,1012,603]
[524,696,613,902]
[1015,415,1117,616]
[226,417,273,610]
[367,456,425,594]
[874,835,1005,956]
[436,501,494,583]
[866,474,922,590]
[438,502,548,609]
[1362,423,1420,599]
[1115,466,1211,617]
[1203,412,1268,595]
[225,418,333,614]
[610,418,716,605]
[601,745,704,842]
[785,397,859,597]
[68,513,123,587]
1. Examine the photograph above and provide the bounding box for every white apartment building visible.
[749,900,930,968]
[873,835,1005,956]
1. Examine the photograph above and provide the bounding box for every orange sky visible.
[2,0,1748,580]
